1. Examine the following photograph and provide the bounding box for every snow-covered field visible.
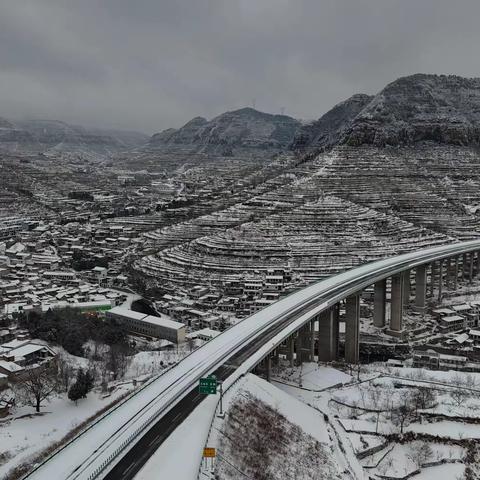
[408,420,480,439]
[203,373,353,480]
[0,345,197,479]
[0,384,135,478]
[411,462,465,480]
[271,362,477,479]
[272,362,352,390]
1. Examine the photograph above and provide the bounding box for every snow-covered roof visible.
[440,315,464,323]
[108,306,147,320]
[451,304,471,312]
[432,308,455,315]
[7,343,51,358]
[0,360,24,372]
[187,328,221,339]
[142,315,185,331]
[1,338,30,350]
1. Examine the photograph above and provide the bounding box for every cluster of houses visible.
[432,302,480,333]
[0,236,130,317]
[154,268,295,328]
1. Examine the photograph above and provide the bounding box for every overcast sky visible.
[1,0,480,134]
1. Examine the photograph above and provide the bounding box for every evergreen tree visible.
[68,380,84,404]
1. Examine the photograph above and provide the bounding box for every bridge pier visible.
[266,355,271,382]
[415,264,427,312]
[477,251,480,276]
[446,257,452,289]
[318,309,336,362]
[301,323,312,363]
[403,270,411,306]
[469,252,474,283]
[373,279,387,327]
[317,306,339,362]
[295,333,302,366]
[345,295,360,364]
[390,273,404,333]
[437,259,443,301]
[288,335,295,367]
[428,263,435,298]
[274,347,280,365]
[310,318,316,361]
[454,256,459,290]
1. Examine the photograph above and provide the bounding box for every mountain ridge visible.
[148,107,301,156]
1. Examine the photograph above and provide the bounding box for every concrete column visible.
[477,251,480,276]
[438,259,443,301]
[454,256,459,290]
[300,324,310,362]
[310,319,316,361]
[288,336,294,367]
[415,264,427,311]
[295,332,302,366]
[345,294,360,364]
[428,263,435,298]
[403,270,411,306]
[463,253,468,280]
[266,355,271,382]
[446,257,452,289]
[274,348,280,365]
[390,273,404,332]
[317,307,339,362]
[469,253,474,283]
[373,279,387,327]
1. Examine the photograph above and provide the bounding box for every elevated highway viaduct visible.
[24,240,480,480]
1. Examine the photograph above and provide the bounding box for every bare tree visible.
[14,364,58,412]
[408,441,433,467]
[105,344,131,381]
[55,354,74,393]
[451,387,468,407]
[412,387,437,414]
[391,392,415,434]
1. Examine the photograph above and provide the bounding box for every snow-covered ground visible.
[272,362,352,390]
[407,420,480,439]
[271,363,477,479]
[201,373,356,480]
[0,384,136,478]
[410,462,465,480]
[0,345,197,478]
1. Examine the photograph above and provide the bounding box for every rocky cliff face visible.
[148,107,301,155]
[291,94,373,152]
[343,74,480,147]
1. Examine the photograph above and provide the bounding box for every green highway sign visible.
[199,376,217,395]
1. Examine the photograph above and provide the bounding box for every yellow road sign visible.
[203,447,216,458]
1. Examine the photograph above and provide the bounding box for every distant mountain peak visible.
[148,107,301,155]
[291,93,373,152]
[343,73,480,147]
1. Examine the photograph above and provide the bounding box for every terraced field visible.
[136,144,480,292]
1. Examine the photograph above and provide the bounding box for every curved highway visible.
[24,239,480,480]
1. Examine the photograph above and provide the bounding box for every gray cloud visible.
[0,0,479,133]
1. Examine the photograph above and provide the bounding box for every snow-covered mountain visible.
[0,118,149,155]
[344,74,480,147]
[148,107,301,156]
[291,93,373,152]
[293,74,480,152]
